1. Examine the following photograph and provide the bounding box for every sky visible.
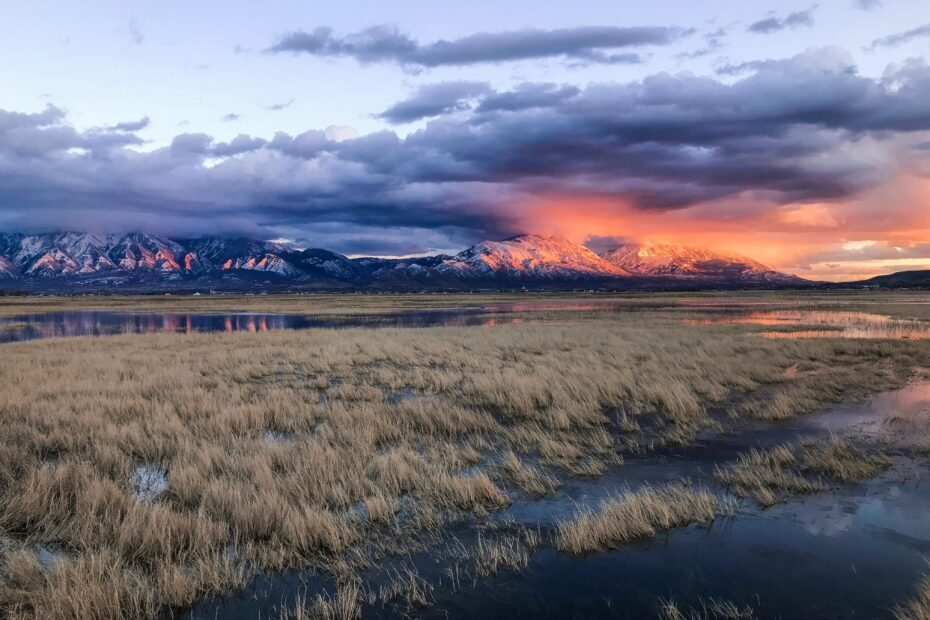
[1,0,930,280]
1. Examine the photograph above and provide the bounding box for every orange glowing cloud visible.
[515,173,930,282]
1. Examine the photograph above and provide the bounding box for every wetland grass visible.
[896,576,930,620]
[555,482,720,554]
[714,437,890,507]
[0,296,927,618]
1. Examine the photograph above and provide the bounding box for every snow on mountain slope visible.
[600,243,799,282]
[186,237,286,263]
[222,254,300,276]
[438,234,630,280]
[26,247,82,276]
[0,255,17,278]
[292,249,359,280]
[109,234,185,272]
[0,234,304,279]
[0,231,811,289]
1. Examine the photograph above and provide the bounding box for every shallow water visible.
[687,310,930,340]
[188,383,930,620]
[0,308,522,343]
[0,299,644,343]
[4,299,929,344]
[415,473,930,620]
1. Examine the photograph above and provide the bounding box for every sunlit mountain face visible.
[599,243,803,283]
[0,231,822,291]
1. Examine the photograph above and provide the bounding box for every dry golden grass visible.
[0,294,927,618]
[715,437,890,507]
[714,445,822,506]
[801,436,891,481]
[496,451,560,497]
[556,482,720,554]
[896,576,930,620]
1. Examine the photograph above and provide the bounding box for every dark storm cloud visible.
[362,49,927,206]
[869,23,930,49]
[476,83,580,113]
[583,235,633,254]
[109,117,150,132]
[211,134,267,157]
[320,236,440,257]
[0,105,66,130]
[376,81,491,124]
[748,8,816,34]
[0,105,143,158]
[266,25,689,67]
[170,133,213,156]
[3,49,930,252]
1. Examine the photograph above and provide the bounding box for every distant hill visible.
[0,231,814,292]
[848,270,930,289]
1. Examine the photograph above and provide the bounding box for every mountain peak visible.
[441,234,630,280]
[599,242,797,282]
[0,230,811,291]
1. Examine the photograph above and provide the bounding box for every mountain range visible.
[0,232,819,292]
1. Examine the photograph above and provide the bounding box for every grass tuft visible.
[556,482,719,554]
[715,437,890,506]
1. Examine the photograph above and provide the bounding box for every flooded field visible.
[0,299,639,343]
[0,309,511,343]
[1,293,928,620]
[687,310,930,340]
[188,381,930,619]
[3,296,930,344]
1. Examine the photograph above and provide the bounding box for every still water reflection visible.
[0,309,532,343]
[686,310,930,340]
[3,302,930,344]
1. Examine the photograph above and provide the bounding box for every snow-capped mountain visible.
[436,234,629,281]
[0,232,810,291]
[600,242,803,284]
[0,233,302,279]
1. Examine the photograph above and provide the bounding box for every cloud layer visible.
[2,48,930,262]
[869,23,930,49]
[748,8,816,34]
[267,25,689,67]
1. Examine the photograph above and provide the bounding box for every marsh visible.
[0,293,928,619]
